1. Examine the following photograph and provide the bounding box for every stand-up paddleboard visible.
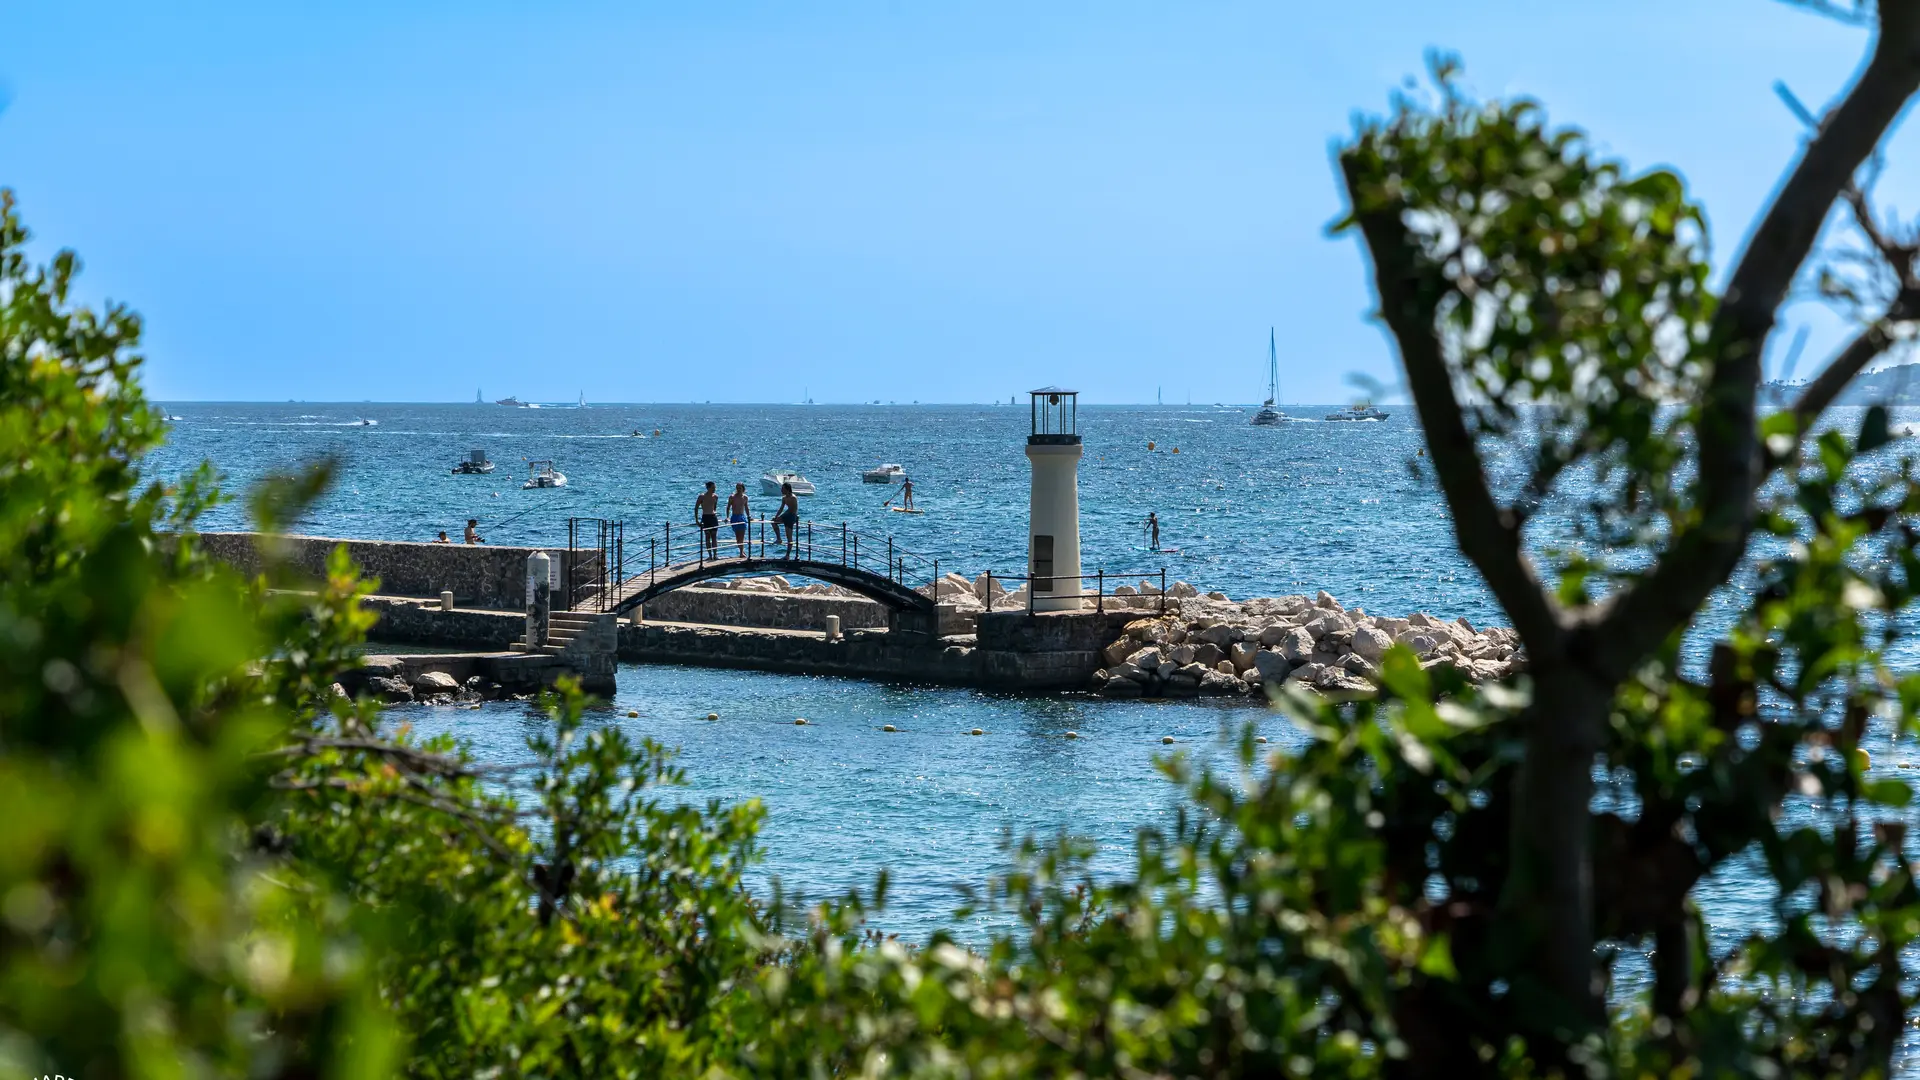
[889,507,926,514]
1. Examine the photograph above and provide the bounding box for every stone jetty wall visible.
[199,532,567,609]
[641,584,889,630]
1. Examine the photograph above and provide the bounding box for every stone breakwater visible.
[1088,589,1523,700]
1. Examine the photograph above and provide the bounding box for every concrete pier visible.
[202,532,1135,693]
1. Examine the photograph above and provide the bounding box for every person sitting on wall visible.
[433,531,451,543]
[465,519,485,544]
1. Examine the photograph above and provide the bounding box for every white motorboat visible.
[1325,403,1391,421]
[761,470,815,496]
[862,463,908,484]
[452,448,494,475]
[1251,327,1284,426]
[523,460,568,488]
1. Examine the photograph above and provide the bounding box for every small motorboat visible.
[1324,403,1391,421]
[495,395,526,407]
[761,470,815,496]
[452,448,495,475]
[356,418,378,426]
[862,463,908,484]
[523,460,567,489]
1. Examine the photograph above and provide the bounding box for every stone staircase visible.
[510,610,618,694]
[511,610,603,655]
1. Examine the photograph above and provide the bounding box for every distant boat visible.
[523,460,567,489]
[475,388,483,404]
[577,391,588,409]
[1325,403,1391,422]
[1252,328,1284,426]
[495,395,526,407]
[452,448,494,475]
[762,470,815,496]
[356,418,378,427]
[862,463,908,484]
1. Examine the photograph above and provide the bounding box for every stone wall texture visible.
[639,586,890,630]
[199,532,570,609]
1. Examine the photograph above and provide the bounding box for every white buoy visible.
[707,712,719,721]
[883,724,897,732]
[1255,735,1268,744]
[1064,731,1079,739]
[795,718,809,726]
[1162,735,1175,744]
[969,728,984,736]
[626,710,639,718]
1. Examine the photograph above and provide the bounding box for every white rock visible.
[770,575,793,591]
[1168,581,1200,599]
[1315,590,1343,611]
[1206,590,1230,601]
[1170,644,1196,666]
[1198,624,1238,648]
[1253,650,1292,683]
[1139,579,1163,595]
[413,670,460,693]
[1228,642,1260,673]
[1103,639,1136,668]
[1111,661,1144,682]
[1257,624,1291,647]
[1130,647,1164,672]
[1113,584,1137,596]
[1351,626,1391,663]
[1215,660,1237,675]
[1279,627,1316,664]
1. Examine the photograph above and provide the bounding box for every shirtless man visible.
[694,482,721,558]
[1145,512,1159,552]
[774,482,800,557]
[900,477,915,510]
[726,483,751,555]
[464,519,485,545]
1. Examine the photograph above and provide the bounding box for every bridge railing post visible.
[1097,569,1104,613]
[1160,568,1167,613]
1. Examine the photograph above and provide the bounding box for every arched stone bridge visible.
[600,553,936,616]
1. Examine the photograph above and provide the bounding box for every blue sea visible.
[149,401,1920,1055]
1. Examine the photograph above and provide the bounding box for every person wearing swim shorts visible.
[695,481,721,558]
[775,482,800,557]
[727,483,751,555]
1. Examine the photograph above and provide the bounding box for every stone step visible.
[509,642,568,656]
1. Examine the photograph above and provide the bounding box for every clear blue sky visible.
[1,1,1910,403]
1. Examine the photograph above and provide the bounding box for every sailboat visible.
[577,391,588,409]
[1251,328,1284,426]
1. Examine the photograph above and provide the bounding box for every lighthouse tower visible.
[1025,387,1083,612]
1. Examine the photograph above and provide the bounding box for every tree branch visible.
[1784,322,1902,439]
[1337,155,1564,649]
[1593,5,1920,682]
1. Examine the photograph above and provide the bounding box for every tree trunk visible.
[1505,660,1609,1037]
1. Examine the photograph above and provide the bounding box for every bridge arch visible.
[606,556,937,617]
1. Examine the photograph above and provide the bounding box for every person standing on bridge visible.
[695,482,721,559]
[727,483,751,556]
[774,482,800,558]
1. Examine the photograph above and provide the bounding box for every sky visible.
[1,1,1913,404]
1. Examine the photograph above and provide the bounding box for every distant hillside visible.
[1761,362,1920,407]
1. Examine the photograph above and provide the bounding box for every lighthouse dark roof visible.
[1028,386,1077,395]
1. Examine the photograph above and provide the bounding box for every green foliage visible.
[7,36,1920,1080]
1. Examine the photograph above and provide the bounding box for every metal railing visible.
[564,516,942,613]
[978,568,1169,614]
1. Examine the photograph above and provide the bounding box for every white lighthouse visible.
[1025,387,1084,612]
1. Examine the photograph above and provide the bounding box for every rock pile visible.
[704,575,863,598]
[1090,590,1522,700]
[347,672,514,706]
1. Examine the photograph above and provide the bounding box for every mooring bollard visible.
[629,606,644,626]
[824,614,841,641]
[440,590,455,612]
[526,551,551,650]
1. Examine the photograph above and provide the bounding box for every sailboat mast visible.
[1267,327,1279,405]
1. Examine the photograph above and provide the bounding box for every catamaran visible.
[1251,328,1284,426]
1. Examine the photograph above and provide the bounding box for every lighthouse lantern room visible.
[1025,387,1084,612]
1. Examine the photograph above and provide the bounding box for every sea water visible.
[149,402,1918,1056]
